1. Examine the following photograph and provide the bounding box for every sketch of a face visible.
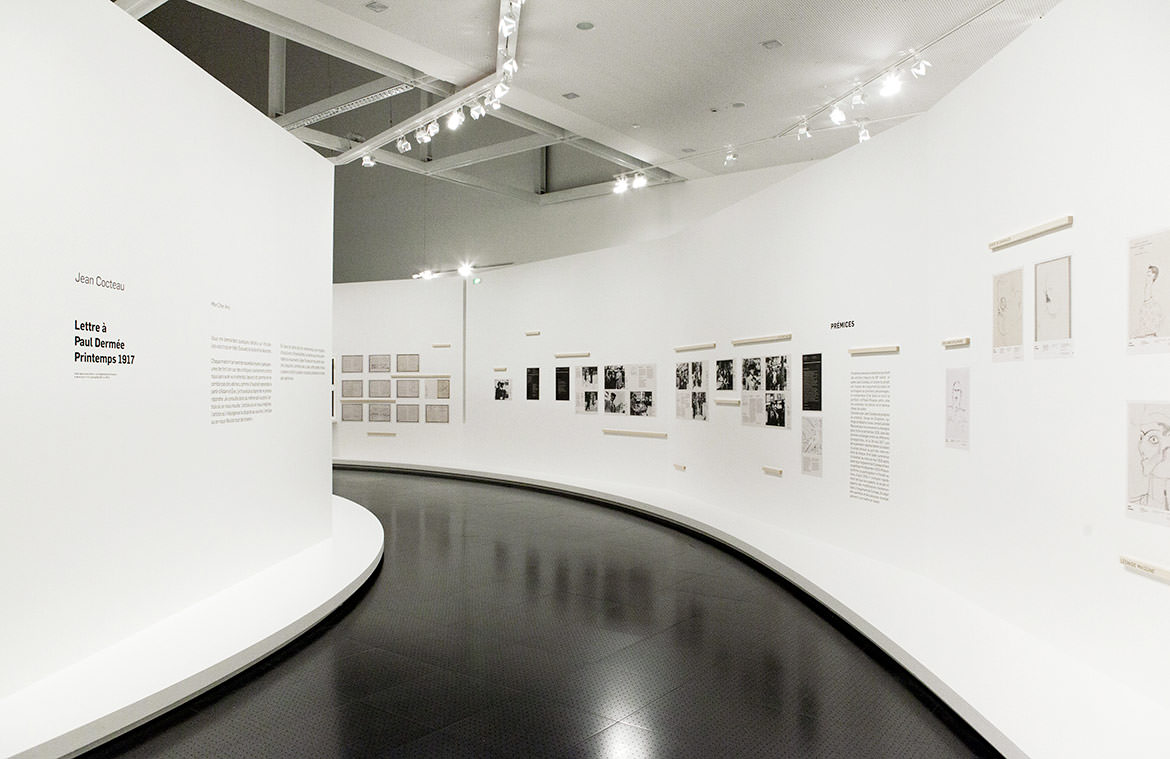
[1138,419,1170,477]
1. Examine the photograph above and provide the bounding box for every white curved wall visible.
[334,0,1170,754]
[1,0,334,700]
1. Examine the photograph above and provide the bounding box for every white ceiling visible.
[130,0,1063,196]
[303,0,1062,177]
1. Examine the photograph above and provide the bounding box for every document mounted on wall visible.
[1128,230,1170,354]
[1034,255,1073,359]
[993,268,1024,362]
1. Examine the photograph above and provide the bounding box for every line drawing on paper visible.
[1034,256,1071,342]
[1129,403,1170,516]
[1129,231,1170,351]
[945,367,970,449]
[992,269,1023,349]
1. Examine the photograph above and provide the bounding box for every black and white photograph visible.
[742,358,762,391]
[716,359,734,391]
[526,367,540,400]
[581,365,599,389]
[341,379,363,398]
[765,392,786,427]
[630,391,654,417]
[368,403,392,422]
[425,404,449,423]
[583,390,598,412]
[396,403,419,423]
[341,402,363,421]
[368,354,392,372]
[368,379,392,398]
[340,354,363,373]
[605,390,628,414]
[690,361,705,390]
[555,366,570,401]
[396,379,420,398]
[396,353,420,372]
[605,365,626,390]
[765,355,788,392]
[494,379,511,400]
[692,391,707,421]
[675,362,689,390]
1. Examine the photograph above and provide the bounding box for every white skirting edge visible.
[331,459,1170,759]
[0,496,383,759]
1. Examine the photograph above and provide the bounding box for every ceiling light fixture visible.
[500,10,519,37]
[502,57,519,77]
[494,80,510,99]
[469,101,486,120]
[631,173,648,189]
[360,154,376,167]
[723,151,738,166]
[457,262,473,277]
[797,119,811,140]
[911,55,932,78]
[851,88,866,109]
[396,137,411,153]
[426,120,440,137]
[414,127,430,144]
[613,176,630,194]
[446,108,465,130]
[879,71,903,97]
[857,121,871,143]
[829,103,846,125]
[419,269,436,280]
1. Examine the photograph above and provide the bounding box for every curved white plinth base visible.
[334,460,1170,759]
[0,496,383,759]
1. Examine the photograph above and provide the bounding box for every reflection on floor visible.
[83,470,999,758]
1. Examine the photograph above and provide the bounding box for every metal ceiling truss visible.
[118,0,677,201]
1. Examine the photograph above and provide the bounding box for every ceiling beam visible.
[422,133,568,176]
[330,73,499,165]
[275,76,413,131]
[186,0,451,98]
[566,138,675,183]
[294,127,536,204]
[113,0,170,19]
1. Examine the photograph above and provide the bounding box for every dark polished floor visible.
[84,470,999,758]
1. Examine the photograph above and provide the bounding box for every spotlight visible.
[486,93,501,110]
[446,108,465,130]
[457,262,473,277]
[419,269,435,280]
[911,55,932,79]
[469,101,487,120]
[499,10,518,37]
[631,173,648,189]
[723,151,737,167]
[857,121,871,143]
[426,120,440,137]
[396,137,411,153]
[414,127,430,144]
[851,89,866,109]
[502,57,518,77]
[613,176,630,194]
[829,103,846,125]
[797,119,811,140]
[879,71,902,97]
[494,80,510,99]
[361,154,376,167]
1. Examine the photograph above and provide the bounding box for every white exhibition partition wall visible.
[0,1,333,698]
[333,0,1170,753]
